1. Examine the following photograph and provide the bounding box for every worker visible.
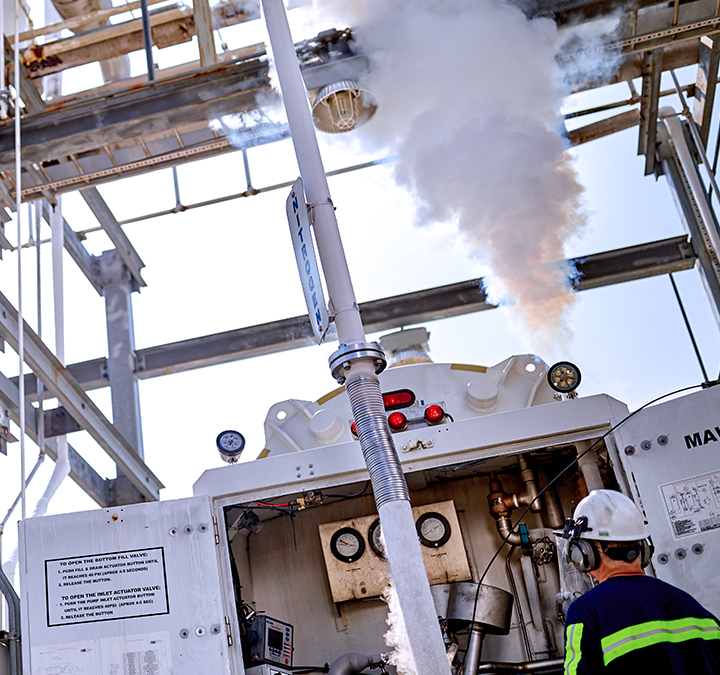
[561,489,720,674]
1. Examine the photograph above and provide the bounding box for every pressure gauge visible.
[330,527,365,563]
[216,430,245,463]
[368,518,386,559]
[416,512,451,548]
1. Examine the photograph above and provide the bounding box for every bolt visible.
[310,471,314,475]
[184,525,193,534]
[426,440,434,447]
[195,627,206,637]
[211,625,221,635]
[692,543,704,555]
[180,629,189,639]
[657,435,668,446]
[675,548,687,560]
[343,361,350,370]
[296,466,301,471]
[657,553,669,565]
[624,446,635,456]
[296,473,301,478]
[169,527,179,536]
[198,523,208,533]
[401,445,408,452]
[308,464,313,468]
[641,440,652,451]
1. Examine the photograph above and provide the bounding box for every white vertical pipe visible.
[14,0,26,523]
[52,198,64,364]
[34,198,69,518]
[260,4,451,672]
[260,0,364,345]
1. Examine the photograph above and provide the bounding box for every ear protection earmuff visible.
[568,539,602,573]
[572,539,654,571]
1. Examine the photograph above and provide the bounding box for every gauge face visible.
[330,527,365,563]
[368,518,386,559]
[416,512,451,548]
[216,430,246,460]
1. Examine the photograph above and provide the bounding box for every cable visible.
[461,381,708,667]
[323,481,371,499]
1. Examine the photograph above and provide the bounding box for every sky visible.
[0,0,719,582]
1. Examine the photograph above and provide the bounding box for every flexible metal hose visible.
[345,374,409,507]
[328,653,384,675]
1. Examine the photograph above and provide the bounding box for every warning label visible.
[661,471,720,539]
[45,548,169,626]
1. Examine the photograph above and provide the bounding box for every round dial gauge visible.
[416,512,451,548]
[368,518,386,559]
[330,527,366,563]
[216,430,245,463]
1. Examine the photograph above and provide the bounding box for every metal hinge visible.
[224,616,233,646]
[213,516,220,545]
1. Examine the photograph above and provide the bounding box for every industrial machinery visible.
[12,327,720,674]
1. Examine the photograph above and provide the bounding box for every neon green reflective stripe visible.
[601,617,720,665]
[564,623,584,675]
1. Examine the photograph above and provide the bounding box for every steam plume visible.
[308,0,589,345]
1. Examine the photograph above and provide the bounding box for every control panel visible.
[247,616,293,668]
[318,500,471,602]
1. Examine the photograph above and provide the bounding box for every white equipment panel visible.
[611,386,720,615]
[20,496,233,675]
[318,500,471,602]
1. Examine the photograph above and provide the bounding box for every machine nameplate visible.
[661,470,720,538]
[45,547,169,626]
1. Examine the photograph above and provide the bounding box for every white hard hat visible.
[573,489,649,541]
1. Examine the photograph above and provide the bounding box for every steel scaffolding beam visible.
[0,372,109,506]
[0,292,163,501]
[13,235,695,398]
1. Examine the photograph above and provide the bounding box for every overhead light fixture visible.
[547,361,582,393]
[312,80,378,133]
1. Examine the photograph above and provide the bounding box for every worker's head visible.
[561,489,652,577]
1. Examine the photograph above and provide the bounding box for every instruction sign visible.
[661,470,720,538]
[286,177,329,344]
[45,548,169,626]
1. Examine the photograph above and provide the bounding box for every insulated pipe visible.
[328,652,383,675]
[261,3,450,673]
[0,564,21,675]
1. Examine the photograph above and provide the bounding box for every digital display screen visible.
[267,627,284,652]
